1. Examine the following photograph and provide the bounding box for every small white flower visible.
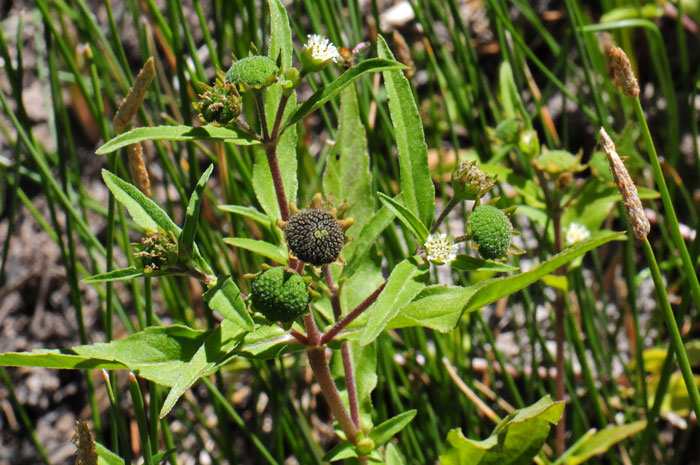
[301,34,340,72]
[565,222,591,245]
[424,233,458,265]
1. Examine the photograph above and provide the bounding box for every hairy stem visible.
[264,142,290,220]
[321,281,387,344]
[324,266,361,428]
[271,94,290,141]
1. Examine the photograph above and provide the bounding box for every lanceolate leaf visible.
[390,285,482,333]
[102,169,180,234]
[282,58,407,133]
[451,255,519,273]
[72,326,212,386]
[369,410,417,446]
[179,164,213,263]
[360,258,428,345]
[267,0,293,69]
[0,351,126,371]
[223,237,289,265]
[83,267,144,284]
[218,205,272,227]
[203,277,255,331]
[96,125,258,155]
[323,85,374,238]
[377,35,435,227]
[465,232,624,312]
[440,396,564,465]
[378,192,430,243]
[160,320,247,417]
[340,201,395,279]
[565,421,647,465]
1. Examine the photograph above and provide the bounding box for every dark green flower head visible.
[284,209,345,266]
[225,56,278,92]
[194,81,241,125]
[468,205,512,260]
[451,160,495,201]
[250,267,310,322]
[133,230,178,273]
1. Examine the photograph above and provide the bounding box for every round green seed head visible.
[225,56,278,91]
[284,209,345,266]
[250,267,310,322]
[468,205,512,260]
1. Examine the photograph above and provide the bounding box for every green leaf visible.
[223,237,288,264]
[440,396,564,465]
[465,232,624,312]
[385,443,406,465]
[377,35,435,227]
[283,58,407,132]
[378,192,430,243]
[96,125,258,155]
[83,267,144,283]
[102,169,180,234]
[360,257,428,345]
[323,85,374,239]
[218,205,272,227]
[179,164,213,263]
[267,0,292,69]
[72,326,213,386]
[323,441,358,462]
[96,442,125,465]
[451,255,519,273]
[331,341,377,430]
[565,421,647,465]
[252,89,297,219]
[340,202,395,279]
[0,350,126,371]
[203,277,255,330]
[234,325,305,359]
[391,285,481,333]
[160,320,246,417]
[369,410,417,446]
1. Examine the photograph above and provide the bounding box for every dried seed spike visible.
[606,45,639,98]
[599,128,650,240]
[392,30,415,78]
[127,142,151,197]
[73,420,98,465]
[113,57,155,134]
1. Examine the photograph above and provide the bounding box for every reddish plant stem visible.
[306,347,359,444]
[264,142,290,221]
[289,328,308,345]
[324,266,361,428]
[271,94,290,141]
[321,281,387,344]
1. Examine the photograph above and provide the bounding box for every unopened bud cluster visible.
[451,160,495,201]
[133,230,178,273]
[195,81,241,125]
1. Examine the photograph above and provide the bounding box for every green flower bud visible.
[356,437,375,455]
[494,118,521,145]
[518,129,540,158]
[532,150,582,176]
[468,205,512,260]
[300,34,340,73]
[284,209,345,266]
[194,81,241,125]
[225,56,278,92]
[250,267,310,322]
[451,160,495,201]
[133,230,178,273]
